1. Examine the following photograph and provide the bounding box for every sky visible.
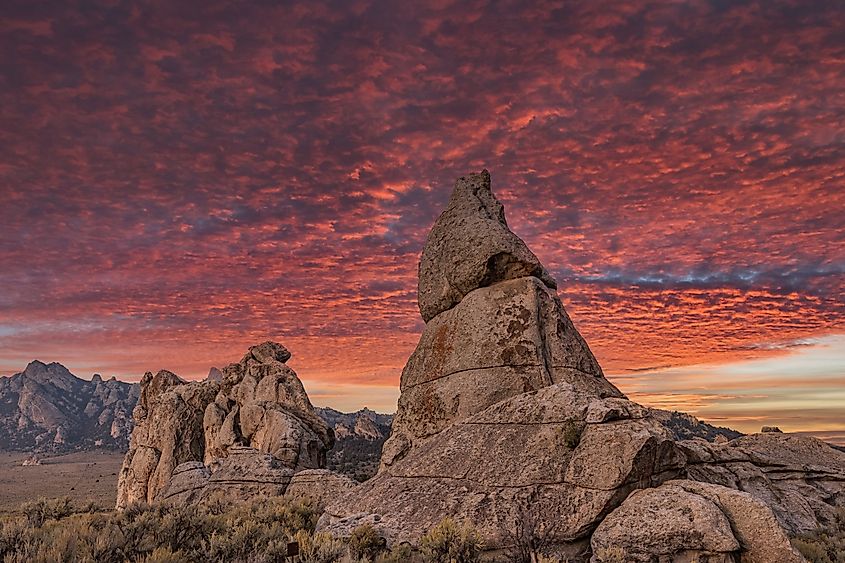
[0,0,843,438]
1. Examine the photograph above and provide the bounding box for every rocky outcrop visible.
[417,170,557,322]
[680,433,845,535]
[384,274,616,463]
[591,483,740,563]
[319,170,845,560]
[319,172,683,552]
[323,386,685,549]
[116,370,218,508]
[206,367,223,382]
[0,361,138,451]
[591,480,803,563]
[116,342,340,509]
[203,341,332,469]
[161,446,294,505]
[285,469,357,507]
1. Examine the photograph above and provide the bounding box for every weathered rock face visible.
[203,341,333,470]
[117,342,341,509]
[116,370,217,509]
[680,433,845,535]
[591,482,740,563]
[161,446,294,505]
[324,386,685,548]
[591,480,803,563]
[385,273,616,465]
[285,469,357,507]
[417,170,557,322]
[319,172,683,551]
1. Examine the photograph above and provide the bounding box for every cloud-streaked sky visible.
[1,0,843,436]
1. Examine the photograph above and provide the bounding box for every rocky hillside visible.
[316,407,393,480]
[0,361,139,451]
[650,409,743,442]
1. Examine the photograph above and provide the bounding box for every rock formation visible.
[116,369,218,508]
[591,480,803,563]
[678,433,845,535]
[319,171,845,561]
[116,342,337,509]
[417,169,557,322]
[285,469,358,507]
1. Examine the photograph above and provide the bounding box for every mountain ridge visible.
[0,360,139,451]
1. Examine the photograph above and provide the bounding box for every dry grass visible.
[0,450,124,512]
[0,496,490,563]
[791,508,845,563]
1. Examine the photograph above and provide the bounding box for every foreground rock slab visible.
[591,479,804,563]
[322,384,685,549]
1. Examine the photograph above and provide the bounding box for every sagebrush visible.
[0,496,491,563]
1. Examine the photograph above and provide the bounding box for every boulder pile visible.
[318,171,845,562]
[116,342,342,508]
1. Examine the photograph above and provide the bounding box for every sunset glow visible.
[1,0,843,437]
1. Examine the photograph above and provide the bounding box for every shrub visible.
[138,546,189,563]
[560,420,584,450]
[376,543,414,562]
[21,497,74,527]
[294,529,346,563]
[790,507,845,563]
[0,495,326,563]
[348,523,387,561]
[419,517,483,563]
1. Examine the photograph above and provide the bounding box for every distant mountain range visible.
[315,407,393,480]
[0,361,139,451]
[0,360,766,476]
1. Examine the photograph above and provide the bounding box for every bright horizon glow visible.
[4,332,842,445]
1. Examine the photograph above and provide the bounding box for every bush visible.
[559,420,584,450]
[21,497,75,527]
[419,517,483,563]
[348,523,387,561]
[294,529,346,563]
[376,543,414,562]
[0,495,323,563]
[791,507,845,563]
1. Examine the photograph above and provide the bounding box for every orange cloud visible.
[0,0,842,433]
